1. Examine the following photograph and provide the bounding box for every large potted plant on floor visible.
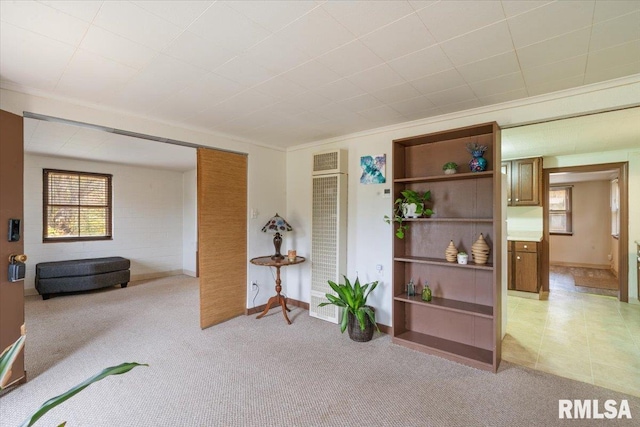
[318,276,379,342]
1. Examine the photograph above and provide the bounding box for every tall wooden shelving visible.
[391,122,502,372]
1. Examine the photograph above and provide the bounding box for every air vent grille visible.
[313,151,338,173]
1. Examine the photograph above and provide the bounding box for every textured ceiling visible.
[2,0,640,150]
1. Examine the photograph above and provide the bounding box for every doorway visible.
[542,163,629,302]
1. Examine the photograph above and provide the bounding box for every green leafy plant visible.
[318,276,379,334]
[384,189,433,238]
[442,162,458,171]
[1,335,147,427]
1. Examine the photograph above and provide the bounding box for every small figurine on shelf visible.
[407,278,416,297]
[421,283,432,302]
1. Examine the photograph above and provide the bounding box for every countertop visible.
[507,231,543,242]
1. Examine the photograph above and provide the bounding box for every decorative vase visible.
[445,240,458,262]
[421,284,432,302]
[471,233,490,265]
[457,253,468,264]
[347,307,375,342]
[468,150,487,172]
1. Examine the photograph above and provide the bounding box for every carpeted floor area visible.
[1,275,638,426]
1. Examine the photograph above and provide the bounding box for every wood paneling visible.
[197,148,247,329]
[0,110,25,387]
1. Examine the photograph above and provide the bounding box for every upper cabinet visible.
[501,157,542,206]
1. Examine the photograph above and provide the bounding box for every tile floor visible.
[502,271,640,397]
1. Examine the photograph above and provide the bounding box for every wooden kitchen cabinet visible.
[507,242,514,290]
[502,157,542,206]
[513,241,540,293]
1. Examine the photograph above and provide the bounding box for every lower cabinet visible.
[508,241,540,293]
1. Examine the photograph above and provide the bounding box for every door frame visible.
[542,162,629,302]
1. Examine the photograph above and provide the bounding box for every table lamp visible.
[262,213,292,260]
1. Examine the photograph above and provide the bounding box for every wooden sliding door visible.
[197,148,247,329]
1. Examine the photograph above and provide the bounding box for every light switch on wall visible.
[250,209,258,219]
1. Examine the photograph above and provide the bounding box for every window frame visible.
[43,169,113,243]
[549,185,573,236]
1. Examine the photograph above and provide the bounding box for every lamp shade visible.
[261,213,292,233]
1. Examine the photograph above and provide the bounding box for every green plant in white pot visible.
[384,189,433,238]
[442,162,458,175]
[318,276,379,342]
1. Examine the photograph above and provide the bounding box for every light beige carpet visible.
[1,275,638,426]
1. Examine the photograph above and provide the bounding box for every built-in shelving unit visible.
[391,122,502,372]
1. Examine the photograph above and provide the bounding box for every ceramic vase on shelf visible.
[468,150,487,172]
[471,233,490,265]
[445,240,458,262]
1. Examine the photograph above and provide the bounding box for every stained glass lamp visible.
[262,213,293,260]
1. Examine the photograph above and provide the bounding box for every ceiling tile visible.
[254,77,308,100]
[242,34,312,74]
[40,1,102,22]
[408,1,437,12]
[314,79,366,102]
[276,7,356,57]
[357,105,405,123]
[132,1,214,27]
[388,45,455,81]
[182,2,271,53]
[507,1,595,48]
[500,1,552,18]
[162,31,234,73]
[587,40,640,74]
[589,11,640,52]
[478,88,529,105]
[80,26,157,70]
[197,73,247,100]
[360,13,437,61]
[438,98,482,115]
[527,75,584,96]
[315,40,384,78]
[286,91,333,111]
[371,82,422,104]
[337,94,385,112]
[593,0,640,23]
[585,60,640,85]
[55,50,139,103]
[93,1,183,51]
[389,95,436,115]
[425,85,478,106]
[212,56,278,87]
[440,21,514,66]
[410,68,466,95]
[322,0,414,37]
[283,60,342,89]
[416,0,504,42]
[401,106,442,122]
[347,64,405,92]
[522,55,587,86]
[469,71,525,98]
[225,0,318,32]
[218,89,280,114]
[0,22,75,91]
[0,0,90,45]
[516,27,591,70]
[456,51,520,83]
[149,86,223,122]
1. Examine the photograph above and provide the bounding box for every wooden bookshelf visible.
[391,122,502,372]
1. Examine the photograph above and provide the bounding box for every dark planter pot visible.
[347,307,375,342]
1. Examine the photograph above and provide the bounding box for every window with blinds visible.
[43,169,113,242]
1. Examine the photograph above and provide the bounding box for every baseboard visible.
[24,288,38,297]
[130,270,184,282]
[245,297,309,315]
[507,289,543,300]
[181,269,197,278]
[550,262,610,269]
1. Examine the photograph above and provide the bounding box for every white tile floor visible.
[503,288,640,397]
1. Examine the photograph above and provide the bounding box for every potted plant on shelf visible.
[318,276,379,342]
[442,162,458,175]
[384,189,433,239]
[457,251,469,265]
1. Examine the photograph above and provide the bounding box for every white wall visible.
[182,169,197,277]
[1,89,287,306]
[549,180,611,267]
[24,154,184,294]
[506,206,543,234]
[287,80,640,326]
